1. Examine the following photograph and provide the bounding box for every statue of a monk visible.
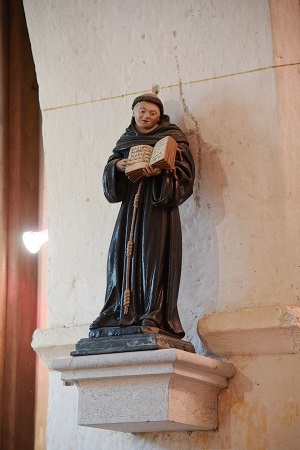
[90,93,195,339]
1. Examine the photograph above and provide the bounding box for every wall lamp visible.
[23,229,48,254]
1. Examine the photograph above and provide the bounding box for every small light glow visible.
[23,229,48,254]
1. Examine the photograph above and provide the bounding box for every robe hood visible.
[113,115,189,154]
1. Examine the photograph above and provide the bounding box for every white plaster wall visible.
[23,0,300,448]
[23,0,289,335]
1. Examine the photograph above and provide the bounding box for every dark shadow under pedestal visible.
[71,326,195,356]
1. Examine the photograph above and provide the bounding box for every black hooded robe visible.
[91,115,194,338]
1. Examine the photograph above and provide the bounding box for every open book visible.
[125,135,178,182]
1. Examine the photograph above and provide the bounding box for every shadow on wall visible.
[167,88,287,326]
[130,366,253,449]
[166,100,227,350]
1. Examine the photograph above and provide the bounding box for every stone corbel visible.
[51,349,235,433]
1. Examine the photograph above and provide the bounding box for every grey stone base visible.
[71,326,195,356]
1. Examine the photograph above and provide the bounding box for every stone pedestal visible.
[52,349,235,433]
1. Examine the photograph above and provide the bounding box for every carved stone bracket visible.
[51,349,235,433]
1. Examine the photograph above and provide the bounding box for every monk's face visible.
[132,102,160,133]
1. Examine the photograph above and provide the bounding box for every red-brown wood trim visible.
[0,1,40,449]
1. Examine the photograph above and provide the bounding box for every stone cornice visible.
[198,305,300,357]
[31,325,88,368]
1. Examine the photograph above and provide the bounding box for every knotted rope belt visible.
[123,180,143,314]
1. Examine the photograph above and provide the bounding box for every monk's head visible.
[132,94,164,133]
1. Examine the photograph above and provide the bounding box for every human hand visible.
[115,159,128,172]
[142,165,162,177]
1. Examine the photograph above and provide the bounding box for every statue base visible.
[53,349,235,432]
[71,326,195,356]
